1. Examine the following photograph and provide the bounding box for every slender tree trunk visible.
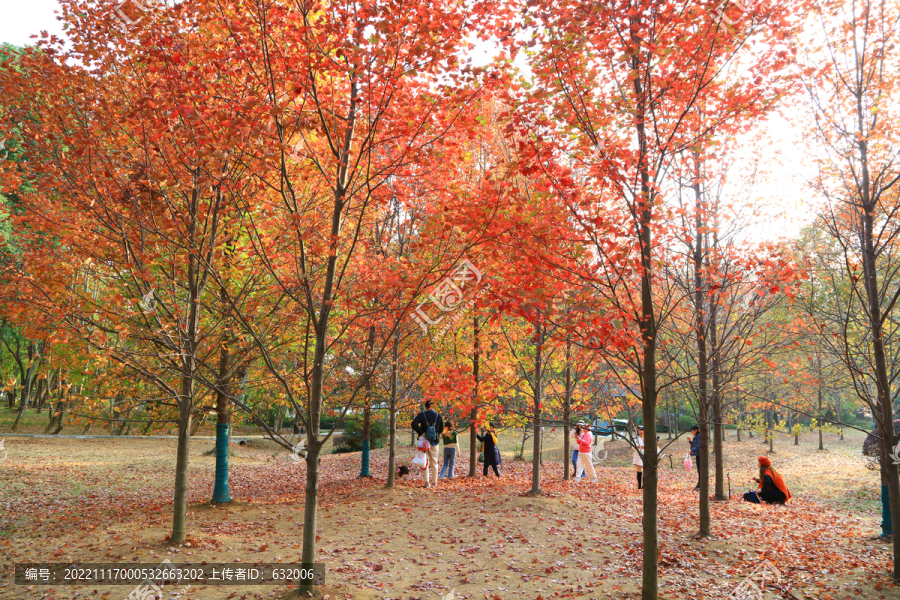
[518,427,528,460]
[632,62,660,598]
[360,325,375,478]
[858,172,900,576]
[818,362,825,451]
[385,332,400,489]
[360,405,372,477]
[11,383,31,432]
[171,375,194,545]
[469,314,480,477]
[563,336,572,481]
[666,394,672,440]
[710,296,724,501]
[529,322,543,495]
[838,395,844,440]
[692,179,711,534]
[299,91,358,592]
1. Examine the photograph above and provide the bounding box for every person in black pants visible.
[476,423,501,477]
[689,424,701,490]
[411,401,444,488]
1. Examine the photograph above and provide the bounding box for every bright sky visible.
[0,0,67,47]
[1,0,815,244]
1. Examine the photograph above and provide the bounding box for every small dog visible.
[397,465,410,478]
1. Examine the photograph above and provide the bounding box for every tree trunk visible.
[818,378,825,451]
[300,439,322,592]
[518,426,528,460]
[529,322,543,496]
[666,395,672,440]
[692,179,711,535]
[385,333,400,489]
[170,376,193,545]
[710,294,724,501]
[859,175,900,577]
[360,406,372,477]
[298,92,358,592]
[563,336,572,481]
[633,63,660,597]
[837,395,844,440]
[212,346,234,504]
[469,313,480,477]
[360,325,376,478]
[53,410,66,435]
[11,386,30,432]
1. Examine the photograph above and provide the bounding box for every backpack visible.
[423,411,439,445]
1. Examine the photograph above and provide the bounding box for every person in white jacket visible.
[573,422,599,483]
[633,426,645,489]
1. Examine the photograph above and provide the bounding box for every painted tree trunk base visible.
[359,439,371,478]
[211,422,232,504]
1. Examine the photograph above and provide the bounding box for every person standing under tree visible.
[689,424,701,491]
[573,422,599,483]
[634,426,645,489]
[476,422,502,478]
[411,401,443,489]
[439,421,461,479]
[571,425,586,479]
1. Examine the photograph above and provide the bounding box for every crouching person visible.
[744,456,791,505]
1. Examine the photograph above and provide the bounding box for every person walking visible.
[689,424,702,490]
[634,426,645,490]
[439,421,460,479]
[411,401,443,489]
[476,422,502,478]
[573,422,599,483]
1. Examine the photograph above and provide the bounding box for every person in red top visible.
[743,456,791,504]
[573,422,599,483]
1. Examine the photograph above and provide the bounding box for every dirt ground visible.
[0,429,898,600]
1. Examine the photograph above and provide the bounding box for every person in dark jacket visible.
[689,424,701,490]
[743,456,791,504]
[411,401,444,488]
[475,422,501,477]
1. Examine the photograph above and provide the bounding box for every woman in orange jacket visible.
[743,456,791,504]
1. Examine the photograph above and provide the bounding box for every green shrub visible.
[332,418,389,454]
